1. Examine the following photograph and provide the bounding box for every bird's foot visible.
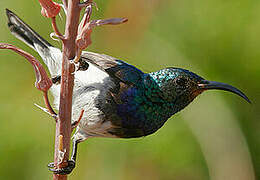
[48,160,75,175]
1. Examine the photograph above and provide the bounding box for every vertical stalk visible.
[53,0,81,180]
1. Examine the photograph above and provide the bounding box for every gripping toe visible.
[48,160,75,175]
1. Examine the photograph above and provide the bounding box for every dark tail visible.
[6,9,62,76]
[6,8,53,50]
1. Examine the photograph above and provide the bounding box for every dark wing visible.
[81,51,145,86]
[80,52,149,138]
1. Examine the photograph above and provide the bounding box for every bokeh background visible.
[0,0,259,179]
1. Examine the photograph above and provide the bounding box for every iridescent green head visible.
[149,67,250,111]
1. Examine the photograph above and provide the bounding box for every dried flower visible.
[39,0,61,18]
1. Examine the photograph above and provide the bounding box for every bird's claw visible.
[48,160,75,175]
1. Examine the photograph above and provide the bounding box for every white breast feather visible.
[50,62,117,141]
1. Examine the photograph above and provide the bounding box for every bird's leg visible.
[48,140,80,175]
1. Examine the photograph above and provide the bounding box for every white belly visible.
[50,63,117,141]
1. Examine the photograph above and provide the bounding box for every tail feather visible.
[6,8,52,50]
[6,9,62,76]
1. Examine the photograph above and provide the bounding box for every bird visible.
[6,9,250,175]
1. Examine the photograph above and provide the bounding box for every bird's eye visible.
[176,77,187,87]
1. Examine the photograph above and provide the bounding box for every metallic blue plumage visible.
[113,67,205,137]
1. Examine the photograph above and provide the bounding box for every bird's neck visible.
[117,74,188,136]
[140,74,186,124]
[144,73,191,117]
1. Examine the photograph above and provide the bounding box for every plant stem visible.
[53,0,81,180]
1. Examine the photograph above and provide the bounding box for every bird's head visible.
[149,67,250,111]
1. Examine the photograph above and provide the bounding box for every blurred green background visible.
[0,0,259,179]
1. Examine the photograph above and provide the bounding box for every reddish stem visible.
[0,43,52,92]
[51,17,64,39]
[0,43,56,121]
[53,0,81,180]
[43,91,57,120]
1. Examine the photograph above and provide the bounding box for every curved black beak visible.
[198,80,251,103]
